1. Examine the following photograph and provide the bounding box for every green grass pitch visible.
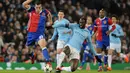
[0,70,130,73]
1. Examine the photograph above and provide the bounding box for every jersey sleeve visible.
[116,25,124,37]
[93,20,97,32]
[86,32,97,55]
[52,23,65,28]
[51,28,58,40]
[108,18,112,25]
[27,6,35,12]
[110,24,116,31]
[69,23,79,29]
[44,9,50,16]
[66,19,70,24]
[108,18,116,31]
[27,6,35,18]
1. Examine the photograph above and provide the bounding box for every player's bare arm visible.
[92,31,97,44]
[106,24,116,35]
[23,0,32,9]
[47,11,53,25]
[92,26,97,40]
[106,29,113,35]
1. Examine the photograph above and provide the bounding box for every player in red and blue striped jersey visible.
[22,0,52,66]
[93,9,116,72]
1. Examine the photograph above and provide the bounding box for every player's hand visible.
[48,39,52,43]
[111,34,118,38]
[27,0,33,2]
[95,55,102,63]
[106,30,111,35]
[23,0,33,9]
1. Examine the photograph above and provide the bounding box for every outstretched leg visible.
[38,38,51,67]
[61,59,79,72]
[60,45,79,72]
[56,40,66,68]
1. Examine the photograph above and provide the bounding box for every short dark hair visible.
[59,10,64,13]
[111,14,118,20]
[100,8,105,12]
[80,16,87,23]
[35,1,41,5]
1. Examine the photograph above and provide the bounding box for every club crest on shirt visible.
[103,20,107,24]
[97,22,100,24]
[42,12,45,16]
[33,13,36,15]
[89,27,92,30]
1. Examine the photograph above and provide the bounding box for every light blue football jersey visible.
[109,24,124,44]
[51,18,72,43]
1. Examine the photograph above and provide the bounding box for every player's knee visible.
[117,53,120,57]
[108,52,112,55]
[38,39,47,48]
[63,46,70,55]
[57,49,63,54]
[108,49,113,55]
[96,49,102,53]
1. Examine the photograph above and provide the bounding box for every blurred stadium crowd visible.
[0,0,130,63]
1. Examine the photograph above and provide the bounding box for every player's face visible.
[58,12,64,19]
[79,18,86,28]
[112,17,117,24]
[35,4,42,13]
[87,16,92,25]
[99,10,105,18]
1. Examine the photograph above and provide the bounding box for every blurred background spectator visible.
[0,0,130,63]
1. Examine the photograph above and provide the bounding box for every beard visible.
[80,24,85,29]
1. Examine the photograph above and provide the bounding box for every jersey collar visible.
[99,16,106,20]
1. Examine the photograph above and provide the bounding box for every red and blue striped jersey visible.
[27,7,49,33]
[94,17,115,41]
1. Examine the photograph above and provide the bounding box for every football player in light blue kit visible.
[78,16,96,70]
[49,10,72,69]
[107,15,129,71]
[53,16,101,72]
